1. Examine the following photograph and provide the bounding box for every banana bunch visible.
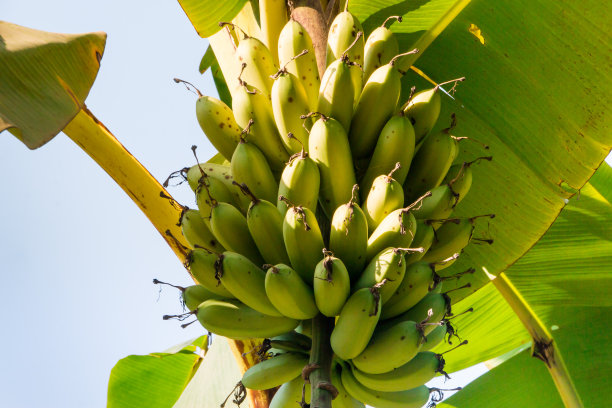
[165,8,494,408]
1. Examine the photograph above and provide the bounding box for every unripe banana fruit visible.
[271,66,312,153]
[217,251,281,316]
[231,137,279,203]
[265,264,318,320]
[196,299,298,339]
[235,35,277,99]
[277,150,320,218]
[282,204,325,284]
[270,375,311,408]
[362,16,401,82]
[331,286,382,360]
[367,207,418,262]
[352,351,444,392]
[179,209,225,253]
[186,248,234,298]
[277,19,320,111]
[340,364,431,408]
[382,261,436,319]
[195,94,242,161]
[359,114,415,196]
[242,352,309,390]
[363,163,405,233]
[327,11,364,105]
[313,252,351,317]
[329,186,369,281]
[352,320,424,374]
[403,87,442,144]
[308,114,357,218]
[210,202,264,265]
[353,247,408,304]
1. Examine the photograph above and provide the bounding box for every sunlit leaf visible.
[177,0,248,38]
[108,336,207,408]
[0,21,105,149]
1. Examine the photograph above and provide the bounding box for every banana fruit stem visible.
[309,314,336,408]
[489,271,583,408]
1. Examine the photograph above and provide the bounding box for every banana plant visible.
[0,0,610,407]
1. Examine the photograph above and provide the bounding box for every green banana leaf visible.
[199,45,232,106]
[177,0,248,38]
[432,162,612,406]
[107,336,208,408]
[439,306,611,407]
[0,21,105,149]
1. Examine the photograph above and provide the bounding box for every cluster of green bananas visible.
[169,9,492,408]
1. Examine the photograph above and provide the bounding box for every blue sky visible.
[1,2,610,408]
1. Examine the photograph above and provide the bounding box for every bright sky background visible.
[1,2,610,408]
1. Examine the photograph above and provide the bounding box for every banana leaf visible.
[107,336,208,408]
[0,21,105,148]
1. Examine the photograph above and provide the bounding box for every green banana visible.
[270,375,311,408]
[242,352,309,390]
[179,208,225,252]
[327,11,365,106]
[217,251,280,316]
[271,63,312,154]
[409,184,456,222]
[265,264,318,320]
[349,49,418,158]
[186,248,234,297]
[352,351,444,392]
[330,286,382,360]
[277,19,320,111]
[232,69,289,171]
[234,33,278,99]
[363,163,405,233]
[194,170,237,228]
[403,78,465,144]
[410,161,482,222]
[353,247,408,304]
[420,217,474,264]
[243,187,291,265]
[329,186,368,281]
[366,207,418,262]
[403,125,459,203]
[317,57,355,132]
[362,16,401,82]
[313,251,351,317]
[268,331,312,354]
[231,134,279,203]
[382,261,435,319]
[384,292,451,335]
[210,202,265,265]
[186,162,251,213]
[296,319,312,338]
[359,114,415,196]
[308,114,357,218]
[352,320,425,374]
[403,87,442,144]
[277,149,320,218]
[182,284,226,311]
[282,203,325,284]
[442,162,473,205]
[331,364,365,408]
[420,322,448,352]
[195,298,299,339]
[403,220,435,265]
[340,364,431,408]
[194,93,242,161]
